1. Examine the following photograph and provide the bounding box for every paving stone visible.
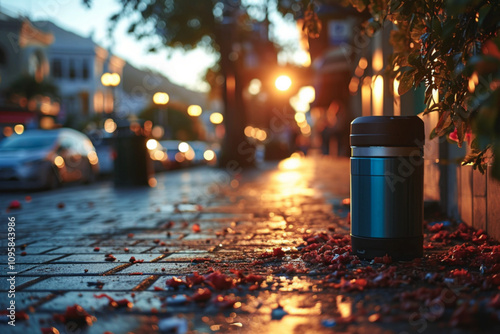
[20,263,122,276]
[0,291,52,309]
[50,253,164,263]
[22,275,144,291]
[0,276,44,291]
[118,262,193,275]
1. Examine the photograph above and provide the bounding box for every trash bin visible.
[350,116,424,260]
[113,120,152,187]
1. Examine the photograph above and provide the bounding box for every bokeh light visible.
[275,75,292,91]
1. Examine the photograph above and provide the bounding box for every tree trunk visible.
[216,11,256,170]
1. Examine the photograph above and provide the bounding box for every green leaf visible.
[435,110,452,136]
[350,0,367,12]
[430,127,438,139]
[398,70,415,95]
[128,23,137,34]
[431,17,442,36]
[389,0,403,13]
[455,120,466,148]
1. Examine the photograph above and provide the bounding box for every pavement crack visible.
[101,263,133,276]
[17,277,50,291]
[150,254,168,262]
[45,254,71,263]
[39,247,61,255]
[132,275,160,291]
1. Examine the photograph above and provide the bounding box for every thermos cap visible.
[350,116,424,147]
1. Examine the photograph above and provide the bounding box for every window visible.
[51,59,62,78]
[82,59,89,79]
[69,59,76,79]
[0,47,6,65]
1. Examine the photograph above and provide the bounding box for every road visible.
[1,157,499,334]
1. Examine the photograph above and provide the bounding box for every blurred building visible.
[32,20,125,128]
[0,9,211,140]
[120,62,211,140]
[0,11,55,134]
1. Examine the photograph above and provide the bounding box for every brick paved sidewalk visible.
[1,156,499,334]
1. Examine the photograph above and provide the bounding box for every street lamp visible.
[187,104,202,117]
[210,112,224,125]
[153,92,169,138]
[275,75,292,91]
[153,92,169,105]
[101,72,120,117]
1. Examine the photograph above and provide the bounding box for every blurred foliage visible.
[346,0,500,178]
[5,75,59,100]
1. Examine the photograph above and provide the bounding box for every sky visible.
[0,0,303,92]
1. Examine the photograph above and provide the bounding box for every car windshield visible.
[0,135,56,150]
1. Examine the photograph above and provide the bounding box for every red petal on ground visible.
[186,272,205,287]
[41,327,60,334]
[166,277,188,289]
[53,304,94,326]
[259,247,286,259]
[245,274,264,284]
[488,294,500,308]
[164,221,175,229]
[192,223,201,233]
[428,223,444,232]
[127,233,134,238]
[93,247,100,252]
[336,315,356,325]
[373,254,392,265]
[273,247,285,257]
[25,195,32,202]
[57,202,65,209]
[450,303,478,327]
[205,271,235,290]
[213,295,236,309]
[8,200,21,210]
[94,294,133,308]
[191,288,212,302]
[154,286,164,291]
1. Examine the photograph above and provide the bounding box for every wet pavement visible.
[1,156,500,334]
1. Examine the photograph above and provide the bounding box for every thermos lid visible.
[350,116,424,147]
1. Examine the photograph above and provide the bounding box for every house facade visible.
[0,11,54,134]
[33,20,125,128]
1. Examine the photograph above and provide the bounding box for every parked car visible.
[159,140,187,170]
[0,128,99,190]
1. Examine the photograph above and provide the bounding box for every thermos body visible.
[350,116,425,260]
